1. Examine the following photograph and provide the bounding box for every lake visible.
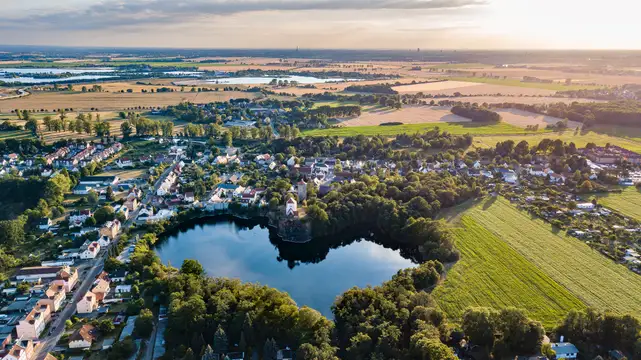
[154,217,414,317]
[198,75,358,85]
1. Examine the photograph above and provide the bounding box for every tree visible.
[25,118,38,135]
[87,191,99,205]
[213,326,228,355]
[223,131,233,147]
[84,216,97,227]
[263,338,278,360]
[97,318,115,333]
[106,186,114,201]
[93,206,116,224]
[134,308,154,338]
[181,259,204,276]
[202,345,216,360]
[121,121,133,139]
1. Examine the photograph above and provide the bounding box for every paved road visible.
[33,161,177,360]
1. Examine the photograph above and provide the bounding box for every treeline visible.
[0,138,46,155]
[489,100,641,127]
[119,113,173,138]
[266,131,472,161]
[344,84,398,94]
[306,172,484,263]
[311,105,361,118]
[451,104,502,123]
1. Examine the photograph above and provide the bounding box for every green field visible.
[433,216,585,327]
[449,76,602,91]
[456,198,641,316]
[597,187,641,221]
[303,122,538,137]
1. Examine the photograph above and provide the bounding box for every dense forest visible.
[451,104,502,123]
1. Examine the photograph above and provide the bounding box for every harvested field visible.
[100,169,147,180]
[433,215,585,327]
[462,198,641,316]
[496,109,582,129]
[443,96,600,105]
[0,91,257,112]
[449,77,602,91]
[396,81,557,96]
[392,81,483,93]
[473,131,641,153]
[339,106,470,126]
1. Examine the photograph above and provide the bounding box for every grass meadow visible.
[433,216,585,328]
[597,187,641,221]
[455,198,641,316]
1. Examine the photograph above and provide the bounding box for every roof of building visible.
[79,175,118,183]
[70,324,97,343]
[550,342,579,355]
[15,266,63,277]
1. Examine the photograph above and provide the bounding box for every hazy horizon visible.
[2,0,640,50]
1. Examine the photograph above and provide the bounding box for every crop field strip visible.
[433,216,585,328]
[463,198,641,315]
[597,188,641,221]
[302,122,537,137]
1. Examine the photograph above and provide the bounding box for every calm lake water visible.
[154,217,414,317]
[203,75,358,85]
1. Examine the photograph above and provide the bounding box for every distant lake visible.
[0,68,115,74]
[201,75,359,85]
[154,217,414,317]
[0,75,116,84]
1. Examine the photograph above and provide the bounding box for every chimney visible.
[560,335,564,343]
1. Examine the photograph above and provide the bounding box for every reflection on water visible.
[154,217,414,317]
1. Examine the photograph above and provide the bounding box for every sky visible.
[1,0,640,50]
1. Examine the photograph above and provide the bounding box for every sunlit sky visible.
[1,0,640,49]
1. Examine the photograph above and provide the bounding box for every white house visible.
[286,156,296,167]
[97,235,111,248]
[550,342,579,359]
[115,285,132,294]
[576,202,596,210]
[116,158,133,168]
[79,242,100,260]
[16,301,51,340]
[76,292,98,314]
[38,218,52,231]
[286,198,298,216]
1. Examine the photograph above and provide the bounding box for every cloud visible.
[0,0,487,30]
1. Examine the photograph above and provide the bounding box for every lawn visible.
[459,197,641,316]
[449,76,602,91]
[597,187,641,221]
[303,122,537,137]
[433,216,585,328]
[472,130,641,153]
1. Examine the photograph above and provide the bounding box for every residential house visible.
[115,285,132,294]
[42,282,66,312]
[114,205,129,220]
[97,235,111,248]
[76,292,98,314]
[37,218,52,231]
[16,301,51,339]
[550,343,578,359]
[123,196,139,212]
[109,269,128,283]
[100,220,121,240]
[69,210,92,228]
[116,158,133,168]
[183,191,195,203]
[79,242,100,260]
[137,207,153,221]
[286,198,298,216]
[91,278,110,302]
[69,324,97,349]
[2,339,33,360]
[286,156,296,167]
[56,267,78,292]
[549,173,566,184]
[496,168,518,184]
[576,202,596,210]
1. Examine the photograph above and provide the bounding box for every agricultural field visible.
[0,91,257,112]
[459,198,641,316]
[303,121,537,137]
[597,188,641,221]
[472,130,641,153]
[339,106,471,126]
[495,108,582,129]
[448,76,603,91]
[394,80,558,96]
[433,216,585,327]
